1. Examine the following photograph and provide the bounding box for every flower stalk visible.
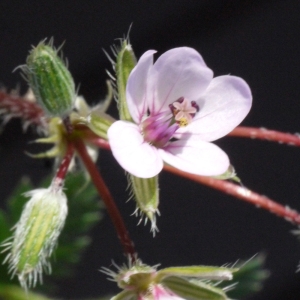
[229,126,300,146]
[73,138,136,260]
[164,164,300,226]
[51,142,75,190]
[90,137,300,227]
[0,90,46,130]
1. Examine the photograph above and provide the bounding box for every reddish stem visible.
[85,136,300,226]
[73,138,136,260]
[229,126,300,146]
[164,164,300,226]
[0,90,46,130]
[51,143,75,191]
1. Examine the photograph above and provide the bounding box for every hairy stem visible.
[164,164,300,226]
[73,139,136,259]
[0,90,46,130]
[87,135,300,226]
[229,126,300,146]
[51,142,74,191]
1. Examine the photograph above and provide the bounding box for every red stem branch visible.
[87,136,300,226]
[52,143,74,191]
[0,90,46,130]
[229,126,300,146]
[73,138,136,260]
[164,164,300,226]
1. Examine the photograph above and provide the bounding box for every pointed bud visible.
[113,39,160,233]
[3,185,68,289]
[162,276,229,300]
[115,39,137,121]
[130,175,159,234]
[24,40,75,117]
[102,259,236,300]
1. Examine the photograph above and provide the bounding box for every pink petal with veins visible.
[159,137,229,176]
[147,47,213,113]
[184,75,252,141]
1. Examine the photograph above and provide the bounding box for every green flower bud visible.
[24,40,75,117]
[3,186,68,289]
[102,259,236,300]
[115,39,137,121]
[129,175,159,234]
[113,39,160,233]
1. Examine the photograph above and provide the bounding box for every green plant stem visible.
[73,139,136,260]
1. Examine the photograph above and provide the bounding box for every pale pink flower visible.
[108,47,252,178]
[149,284,185,300]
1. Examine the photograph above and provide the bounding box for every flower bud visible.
[102,259,236,300]
[129,175,159,234]
[24,40,75,117]
[4,186,68,289]
[115,39,136,121]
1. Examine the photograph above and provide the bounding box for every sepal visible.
[129,175,159,234]
[162,276,229,300]
[115,40,137,121]
[156,266,236,281]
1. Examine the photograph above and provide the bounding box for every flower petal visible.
[108,120,163,178]
[153,285,185,300]
[148,47,213,114]
[159,138,229,176]
[126,50,156,123]
[183,75,252,141]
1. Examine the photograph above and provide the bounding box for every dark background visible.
[1,1,300,299]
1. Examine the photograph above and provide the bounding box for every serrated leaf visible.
[217,254,269,299]
[163,276,228,300]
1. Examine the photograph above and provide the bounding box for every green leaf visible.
[216,254,269,299]
[115,39,136,121]
[163,276,229,300]
[0,284,52,300]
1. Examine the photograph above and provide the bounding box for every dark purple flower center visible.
[142,97,199,148]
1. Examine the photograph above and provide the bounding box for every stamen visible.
[169,97,199,127]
